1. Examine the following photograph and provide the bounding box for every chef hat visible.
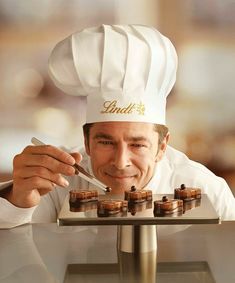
[48,24,177,125]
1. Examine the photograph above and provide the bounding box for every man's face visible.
[85,122,166,194]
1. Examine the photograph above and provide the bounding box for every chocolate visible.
[154,196,183,216]
[105,187,112,193]
[97,200,128,217]
[69,189,98,207]
[124,187,152,203]
[174,184,201,201]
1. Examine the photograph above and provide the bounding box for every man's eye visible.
[130,143,146,148]
[98,140,113,145]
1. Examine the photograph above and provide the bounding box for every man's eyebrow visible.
[128,136,152,145]
[93,133,114,140]
[128,136,150,142]
[93,133,152,144]
[93,133,151,143]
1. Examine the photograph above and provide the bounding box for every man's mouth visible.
[105,173,135,179]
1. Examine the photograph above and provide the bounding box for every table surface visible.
[0,222,235,283]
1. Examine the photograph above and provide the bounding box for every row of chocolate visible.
[69,184,202,217]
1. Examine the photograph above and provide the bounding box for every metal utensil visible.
[31,137,111,193]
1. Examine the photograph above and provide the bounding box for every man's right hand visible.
[6,144,82,208]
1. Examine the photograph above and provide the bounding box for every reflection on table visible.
[0,222,235,283]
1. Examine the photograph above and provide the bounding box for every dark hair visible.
[153,124,169,145]
[83,123,168,145]
[83,123,94,144]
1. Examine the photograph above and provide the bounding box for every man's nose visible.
[112,145,131,169]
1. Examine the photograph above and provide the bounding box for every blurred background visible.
[0,0,235,195]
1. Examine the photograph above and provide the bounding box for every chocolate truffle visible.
[97,200,128,217]
[124,186,152,203]
[69,189,98,207]
[174,184,201,201]
[154,196,183,216]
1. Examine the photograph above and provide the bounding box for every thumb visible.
[70,152,83,164]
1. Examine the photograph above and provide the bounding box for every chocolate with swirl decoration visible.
[124,186,152,203]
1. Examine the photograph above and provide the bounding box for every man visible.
[0,24,235,227]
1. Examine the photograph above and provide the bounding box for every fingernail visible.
[66,155,75,165]
[63,179,69,187]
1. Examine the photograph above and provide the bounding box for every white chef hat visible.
[48,24,177,125]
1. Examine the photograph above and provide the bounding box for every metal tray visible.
[58,194,220,226]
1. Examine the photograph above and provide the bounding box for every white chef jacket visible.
[0,146,235,228]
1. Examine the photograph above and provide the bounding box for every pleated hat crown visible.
[48,24,177,125]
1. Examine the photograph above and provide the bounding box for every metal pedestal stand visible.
[117,225,157,283]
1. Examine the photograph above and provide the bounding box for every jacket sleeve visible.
[0,181,36,228]
[0,174,89,228]
[0,180,56,228]
[0,197,37,229]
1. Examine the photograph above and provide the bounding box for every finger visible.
[14,176,56,194]
[23,145,75,165]
[15,153,75,176]
[15,166,69,188]
[70,152,83,164]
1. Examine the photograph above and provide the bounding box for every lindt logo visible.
[101,100,145,115]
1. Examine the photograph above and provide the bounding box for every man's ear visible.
[84,136,90,156]
[155,132,170,162]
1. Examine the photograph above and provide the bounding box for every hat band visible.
[86,94,166,125]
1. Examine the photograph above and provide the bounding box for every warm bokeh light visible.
[14,68,44,98]
[34,107,73,140]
